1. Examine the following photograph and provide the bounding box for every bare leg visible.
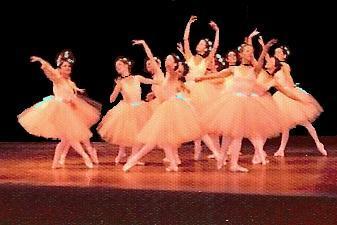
[302,122,327,156]
[207,135,221,159]
[163,145,178,172]
[227,142,242,156]
[210,134,221,150]
[58,142,71,166]
[193,139,202,160]
[218,137,232,167]
[52,140,68,169]
[123,144,155,172]
[83,140,99,164]
[229,138,248,172]
[164,147,181,165]
[115,146,126,164]
[69,141,93,168]
[201,135,222,169]
[274,129,289,157]
[251,138,268,165]
[131,145,145,166]
[173,148,181,165]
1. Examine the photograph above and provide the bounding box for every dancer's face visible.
[146,60,155,74]
[165,55,176,70]
[240,45,254,62]
[146,60,160,74]
[115,60,129,75]
[226,51,237,65]
[274,48,286,61]
[59,61,72,78]
[176,63,184,77]
[196,39,207,54]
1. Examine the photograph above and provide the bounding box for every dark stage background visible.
[1,0,336,141]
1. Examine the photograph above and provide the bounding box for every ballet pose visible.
[132,40,165,111]
[134,40,221,166]
[183,15,221,160]
[97,57,157,164]
[271,46,326,156]
[18,50,100,169]
[123,54,221,172]
[196,39,281,172]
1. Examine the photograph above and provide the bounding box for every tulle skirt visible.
[202,92,283,139]
[137,96,202,148]
[185,81,220,114]
[273,87,323,128]
[18,95,101,142]
[97,101,151,146]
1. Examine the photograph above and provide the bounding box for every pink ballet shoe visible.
[52,155,64,169]
[87,147,99,164]
[208,153,227,166]
[166,165,178,172]
[51,162,63,169]
[83,155,93,169]
[252,155,260,164]
[317,143,327,156]
[58,158,65,166]
[211,152,223,169]
[123,160,136,172]
[136,161,145,166]
[274,149,285,157]
[229,165,249,173]
[252,150,268,164]
[252,155,269,165]
[175,157,182,165]
[207,154,215,159]
[163,157,170,163]
[126,155,145,166]
[122,165,130,172]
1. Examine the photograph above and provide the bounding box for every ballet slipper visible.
[207,154,215,159]
[58,157,65,166]
[136,161,145,166]
[83,155,93,169]
[229,165,249,173]
[51,162,63,169]
[166,165,178,172]
[274,149,285,157]
[317,143,327,156]
[87,147,99,164]
[123,159,137,172]
[252,154,269,165]
[163,157,170,162]
[175,156,182,165]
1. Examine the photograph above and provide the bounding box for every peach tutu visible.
[137,94,202,148]
[18,95,99,141]
[272,87,323,128]
[97,101,150,146]
[148,98,162,113]
[72,95,101,127]
[202,92,282,139]
[185,81,220,114]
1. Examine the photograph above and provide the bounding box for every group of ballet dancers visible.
[17,16,327,173]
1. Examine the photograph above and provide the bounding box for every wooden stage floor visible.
[0,137,337,224]
[0,136,337,197]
